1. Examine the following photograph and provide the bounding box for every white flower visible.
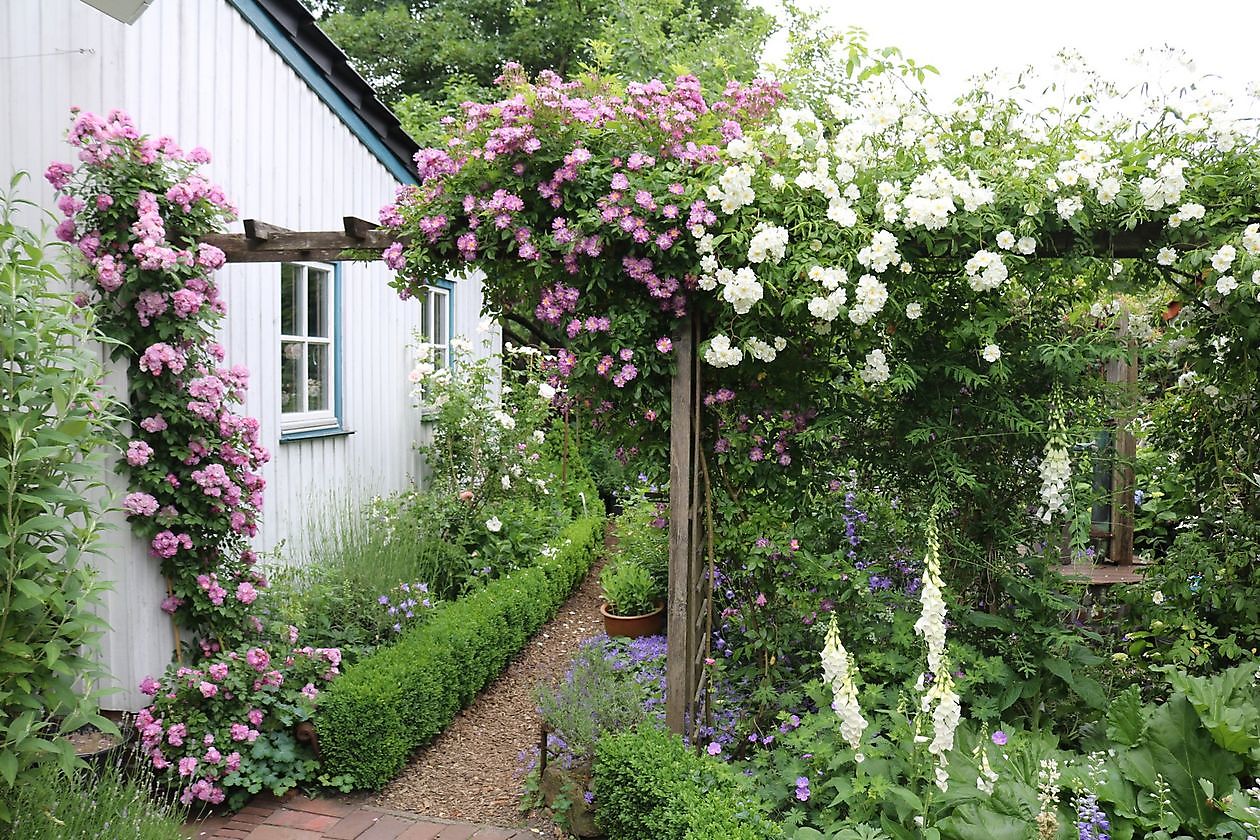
[965,250,1008,291]
[1055,196,1084,220]
[905,302,923,320]
[995,230,1016,250]
[1211,244,1237,273]
[713,164,756,214]
[538,382,557,400]
[747,223,789,264]
[773,337,787,351]
[1037,441,1071,523]
[450,336,473,353]
[532,430,546,443]
[847,274,887,325]
[485,516,503,533]
[493,410,516,430]
[703,334,744,368]
[1242,224,1260,256]
[1016,236,1037,255]
[982,343,1001,363]
[969,130,985,147]
[721,267,764,315]
[1216,275,1238,296]
[501,474,512,490]
[1156,247,1177,266]
[1152,590,1165,605]
[1095,176,1122,205]
[769,172,786,190]
[826,197,858,227]
[821,616,868,752]
[856,230,902,273]
[409,361,435,383]
[859,348,890,384]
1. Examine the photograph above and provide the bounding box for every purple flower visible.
[706,742,722,756]
[794,776,811,801]
[992,730,1007,746]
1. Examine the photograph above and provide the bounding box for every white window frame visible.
[280,261,338,433]
[419,284,451,370]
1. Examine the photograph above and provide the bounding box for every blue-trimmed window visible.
[280,262,343,437]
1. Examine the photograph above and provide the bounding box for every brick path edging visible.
[184,793,545,840]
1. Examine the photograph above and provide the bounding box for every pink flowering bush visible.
[47,109,270,650]
[137,635,342,809]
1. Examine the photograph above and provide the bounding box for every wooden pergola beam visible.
[202,217,400,263]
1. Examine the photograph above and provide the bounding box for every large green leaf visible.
[1106,685,1147,747]
[1165,663,1260,757]
[1115,695,1243,831]
[937,805,1030,840]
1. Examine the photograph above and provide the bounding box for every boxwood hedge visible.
[315,511,605,789]
[593,725,780,840]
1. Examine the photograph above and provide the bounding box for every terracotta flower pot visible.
[600,602,665,638]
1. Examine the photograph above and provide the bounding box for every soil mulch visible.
[376,527,611,833]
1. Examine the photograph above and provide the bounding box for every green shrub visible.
[593,725,779,840]
[0,180,122,820]
[599,559,659,616]
[8,760,184,840]
[315,511,605,789]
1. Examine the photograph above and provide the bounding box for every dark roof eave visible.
[228,0,420,186]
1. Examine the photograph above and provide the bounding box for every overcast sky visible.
[755,0,1260,107]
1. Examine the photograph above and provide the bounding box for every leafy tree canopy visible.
[304,0,774,144]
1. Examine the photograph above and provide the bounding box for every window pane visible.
[420,288,431,342]
[281,264,300,335]
[433,289,448,347]
[281,341,302,413]
[307,269,329,337]
[308,343,330,412]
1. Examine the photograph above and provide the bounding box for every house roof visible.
[227,0,419,185]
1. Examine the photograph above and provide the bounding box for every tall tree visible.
[307,0,773,143]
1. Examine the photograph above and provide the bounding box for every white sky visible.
[756,0,1260,106]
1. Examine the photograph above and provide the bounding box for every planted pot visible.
[599,601,664,638]
[63,722,132,768]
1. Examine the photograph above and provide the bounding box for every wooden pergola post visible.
[665,313,708,739]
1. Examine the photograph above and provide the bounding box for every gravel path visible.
[376,529,609,833]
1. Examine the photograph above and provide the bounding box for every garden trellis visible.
[51,56,1260,750]
[195,211,1167,739]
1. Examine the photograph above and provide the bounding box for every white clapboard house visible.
[0,0,496,709]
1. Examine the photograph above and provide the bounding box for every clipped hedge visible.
[593,725,780,840]
[315,512,605,789]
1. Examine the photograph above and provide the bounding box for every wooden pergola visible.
[204,216,1151,741]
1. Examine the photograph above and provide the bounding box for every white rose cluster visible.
[981,343,1001,363]
[708,164,756,214]
[747,223,789,264]
[720,266,764,314]
[1167,201,1205,228]
[900,166,994,230]
[746,336,785,363]
[859,348,890,384]
[964,249,1009,291]
[1243,224,1260,256]
[856,229,902,273]
[1138,157,1188,210]
[703,334,743,368]
[849,275,888,325]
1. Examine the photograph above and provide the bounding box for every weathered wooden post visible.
[1106,319,1139,568]
[666,313,707,739]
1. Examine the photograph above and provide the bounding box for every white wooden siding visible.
[1,0,495,709]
